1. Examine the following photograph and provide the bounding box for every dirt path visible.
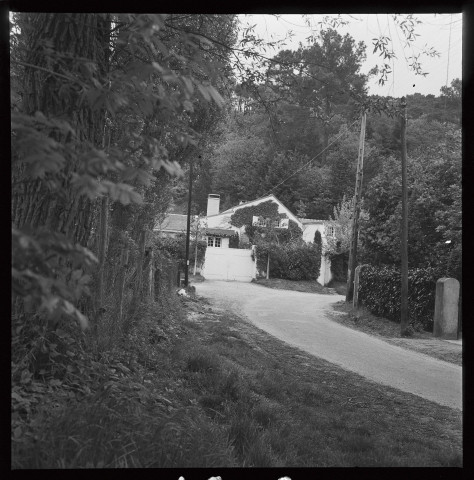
[196,281,462,411]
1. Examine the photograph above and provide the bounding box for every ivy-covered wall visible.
[230,200,283,228]
[230,200,302,244]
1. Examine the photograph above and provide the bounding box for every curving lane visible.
[196,280,462,411]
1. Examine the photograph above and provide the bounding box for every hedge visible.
[154,234,207,270]
[255,242,321,281]
[358,264,444,331]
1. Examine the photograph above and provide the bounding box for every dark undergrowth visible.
[12,292,462,468]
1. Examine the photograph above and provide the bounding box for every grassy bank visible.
[253,278,337,295]
[328,301,462,366]
[12,293,462,467]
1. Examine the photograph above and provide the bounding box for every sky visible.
[239,13,462,98]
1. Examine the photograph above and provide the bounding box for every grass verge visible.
[329,301,462,366]
[253,278,338,295]
[12,292,462,467]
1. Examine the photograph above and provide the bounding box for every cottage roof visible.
[155,214,188,233]
[217,194,278,216]
[300,218,326,224]
[211,194,303,229]
[205,228,238,237]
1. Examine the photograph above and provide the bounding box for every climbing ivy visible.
[229,200,303,244]
[230,200,282,228]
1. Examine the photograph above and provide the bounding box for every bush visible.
[358,265,444,331]
[154,234,206,271]
[329,252,349,282]
[255,242,321,281]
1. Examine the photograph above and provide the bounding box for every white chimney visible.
[207,194,220,216]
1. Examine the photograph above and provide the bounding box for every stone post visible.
[433,278,460,340]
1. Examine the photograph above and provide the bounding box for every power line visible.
[262,117,360,196]
[445,14,453,90]
[443,14,453,159]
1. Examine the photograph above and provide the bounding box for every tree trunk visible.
[13,13,111,246]
[12,14,111,319]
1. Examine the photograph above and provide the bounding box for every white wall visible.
[302,223,333,286]
[318,254,333,286]
[302,223,326,244]
[202,248,256,282]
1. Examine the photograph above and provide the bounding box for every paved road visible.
[196,280,463,411]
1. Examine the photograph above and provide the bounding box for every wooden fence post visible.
[148,248,155,301]
[97,195,109,310]
[117,247,129,322]
[133,228,146,306]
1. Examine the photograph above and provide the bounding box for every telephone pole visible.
[400,98,409,335]
[346,111,367,302]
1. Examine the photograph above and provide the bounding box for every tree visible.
[265,29,368,164]
[11,13,240,329]
[359,125,461,277]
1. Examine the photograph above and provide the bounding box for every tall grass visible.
[12,291,463,468]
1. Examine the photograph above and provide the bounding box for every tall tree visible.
[11,13,239,327]
[265,29,367,164]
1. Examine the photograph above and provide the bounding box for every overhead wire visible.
[443,14,453,160]
[262,117,360,197]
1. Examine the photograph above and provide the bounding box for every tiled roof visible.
[205,228,238,237]
[300,218,326,224]
[156,214,188,232]
[217,194,276,215]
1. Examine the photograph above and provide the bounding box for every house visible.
[155,214,189,238]
[203,194,334,285]
[155,194,335,284]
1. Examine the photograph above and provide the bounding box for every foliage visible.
[229,235,240,248]
[359,125,461,279]
[154,233,207,271]
[12,227,96,330]
[264,28,367,164]
[358,264,445,331]
[324,195,369,256]
[230,199,303,246]
[330,253,349,282]
[11,13,240,329]
[256,242,321,281]
[313,229,322,248]
[230,199,281,228]
[155,234,207,271]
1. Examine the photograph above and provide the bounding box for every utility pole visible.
[346,111,367,302]
[193,220,199,276]
[400,98,409,335]
[184,155,197,287]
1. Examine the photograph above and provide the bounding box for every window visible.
[207,236,221,247]
[253,216,282,228]
[253,216,268,227]
[326,226,336,238]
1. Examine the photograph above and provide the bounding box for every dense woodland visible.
[11,13,461,467]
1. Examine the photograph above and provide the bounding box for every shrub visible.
[154,234,206,271]
[358,265,444,331]
[329,252,349,282]
[255,242,321,281]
